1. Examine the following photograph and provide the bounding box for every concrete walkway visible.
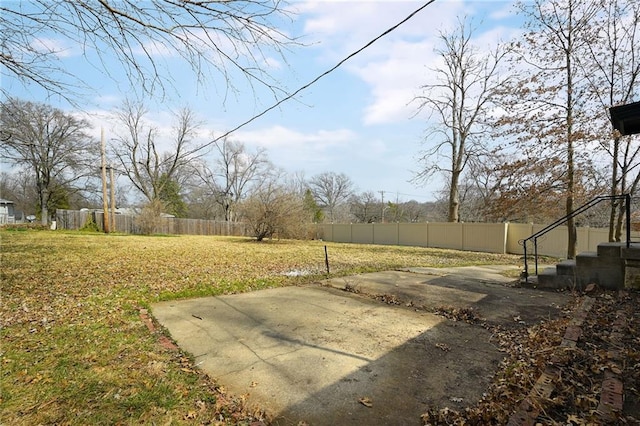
[152,266,570,425]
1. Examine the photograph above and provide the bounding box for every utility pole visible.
[109,165,116,232]
[379,190,385,223]
[101,128,110,233]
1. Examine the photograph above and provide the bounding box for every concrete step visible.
[621,243,640,261]
[597,242,624,258]
[576,252,623,269]
[556,259,576,276]
[537,267,574,289]
[621,243,640,289]
[526,241,627,291]
[576,251,624,290]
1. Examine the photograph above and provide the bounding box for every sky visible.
[2,0,525,204]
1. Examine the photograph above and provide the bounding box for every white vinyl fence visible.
[317,222,639,258]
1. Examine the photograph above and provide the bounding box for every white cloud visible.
[350,38,439,124]
[30,37,77,58]
[236,125,356,149]
[263,56,284,70]
[293,1,463,125]
[133,39,178,58]
[296,1,520,126]
[232,125,359,173]
[488,2,518,20]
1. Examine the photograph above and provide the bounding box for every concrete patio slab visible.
[323,266,567,324]
[152,266,570,425]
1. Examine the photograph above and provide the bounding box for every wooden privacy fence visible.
[55,209,249,237]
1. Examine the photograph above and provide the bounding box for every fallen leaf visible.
[436,343,451,352]
[183,410,197,420]
[358,397,373,408]
[566,414,585,425]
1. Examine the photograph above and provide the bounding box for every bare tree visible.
[308,172,355,222]
[192,137,271,221]
[0,98,97,224]
[285,170,309,197]
[455,156,502,222]
[0,170,38,220]
[112,100,205,206]
[240,170,310,241]
[183,184,221,220]
[496,0,600,258]
[413,17,509,222]
[1,1,295,102]
[349,191,381,223]
[402,200,436,223]
[578,0,640,241]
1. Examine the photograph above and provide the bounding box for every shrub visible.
[241,185,311,242]
[79,213,100,232]
[136,199,165,235]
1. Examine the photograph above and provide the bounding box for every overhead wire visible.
[208,0,438,144]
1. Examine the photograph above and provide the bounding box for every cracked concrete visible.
[152,266,570,425]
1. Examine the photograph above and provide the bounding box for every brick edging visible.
[507,296,594,426]
[595,308,627,422]
[139,308,179,351]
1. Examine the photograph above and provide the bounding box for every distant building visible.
[0,199,15,224]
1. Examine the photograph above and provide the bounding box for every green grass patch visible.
[1,230,521,424]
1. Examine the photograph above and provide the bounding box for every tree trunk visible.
[615,202,625,242]
[567,205,577,259]
[40,188,48,225]
[566,148,577,258]
[565,4,576,260]
[449,171,460,222]
[609,136,620,241]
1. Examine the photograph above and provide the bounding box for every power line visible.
[209,0,438,144]
[379,191,439,202]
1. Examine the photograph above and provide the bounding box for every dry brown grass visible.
[1,229,520,425]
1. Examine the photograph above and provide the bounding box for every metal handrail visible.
[520,194,631,282]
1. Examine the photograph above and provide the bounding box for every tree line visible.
[0,97,449,239]
[1,92,634,240]
[2,0,640,252]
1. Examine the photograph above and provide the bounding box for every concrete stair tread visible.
[556,259,576,276]
[538,267,558,276]
[576,252,597,258]
[597,242,624,258]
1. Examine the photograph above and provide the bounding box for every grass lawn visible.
[1,229,520,425]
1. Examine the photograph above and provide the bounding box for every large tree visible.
[1,1,294,101]
[496,0,600,258]
[191,137,271,221]
[349,191,380,223]
[0,98,97,224]
[308,172,354,222]
[413,18,509,222]
[578,0,640,241]
[112,100,205,207]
